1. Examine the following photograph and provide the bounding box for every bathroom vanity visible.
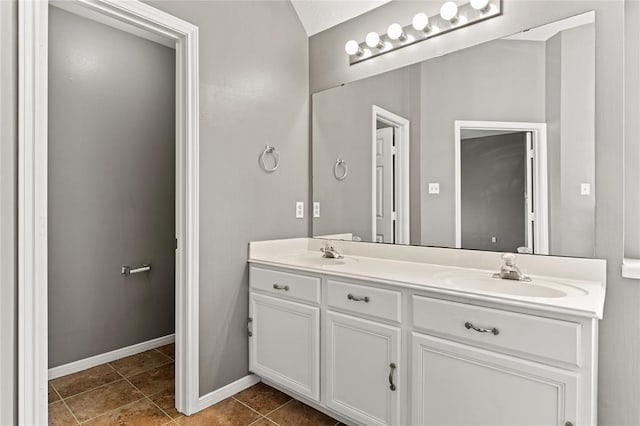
[248,238,606,426]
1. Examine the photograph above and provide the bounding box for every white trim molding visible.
[48,334,175,380]
[197,375,262,412]
[371,105,411,245]
[18,1,200,422]
[454,120,549,254]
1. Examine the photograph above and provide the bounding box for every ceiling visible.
[290,0,391,36]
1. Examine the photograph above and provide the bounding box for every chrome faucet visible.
[493,253,531,282]
[320,240,343,259]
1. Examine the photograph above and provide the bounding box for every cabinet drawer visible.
[328,280,401,323]
[412,295,581,367]
[250,266,321,304]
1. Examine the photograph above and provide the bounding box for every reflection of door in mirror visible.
[375,126,394,243]
[372,106,411,245]
[455,122,549,255]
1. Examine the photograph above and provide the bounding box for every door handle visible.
[121,264,151,275]
[388,363,397,391]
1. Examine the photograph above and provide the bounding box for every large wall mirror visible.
[312,11,596,258]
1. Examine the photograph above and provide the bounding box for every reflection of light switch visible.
[491,236,497,243]
[428,183,440,194]
[581,183,591,195]
[313,202,320,218]
[296,201,304,218]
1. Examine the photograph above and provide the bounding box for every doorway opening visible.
[18,1,200,423]
[371,106,410,245]
[454,121,549,254]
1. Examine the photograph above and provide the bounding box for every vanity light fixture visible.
[440,1,459,23]
[470,0,491,12]
[344,0,502,65]
[345,40,363,56]
[412,13,431,32]
[387,23,407,41]
[365,31,385,49]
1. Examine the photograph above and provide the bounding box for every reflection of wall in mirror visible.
[312,64,422,244]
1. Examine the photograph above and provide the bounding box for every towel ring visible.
[334,158,348,181]
[260,145,280,172]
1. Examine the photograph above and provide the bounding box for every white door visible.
[375,127,395,243]
[249,293,320,401]
[411,332,579,426]
[325,311,401,426]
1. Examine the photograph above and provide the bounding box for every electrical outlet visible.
[296,201,304,218]
[428,183,440,194]
[313,202,320,218]
[491,236,497,243]
[581,183,591,195]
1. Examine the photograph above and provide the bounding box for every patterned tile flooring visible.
[48,344,341,425]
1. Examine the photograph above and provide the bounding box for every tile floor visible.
[48,344,341,425]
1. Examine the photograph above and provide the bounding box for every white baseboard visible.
[48,334,175,380]
[197,374,261,412]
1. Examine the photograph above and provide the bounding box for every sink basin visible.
[432,271,588,298]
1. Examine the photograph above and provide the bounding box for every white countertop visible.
[249,238,607,319]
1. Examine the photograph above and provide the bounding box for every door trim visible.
[371,106,411,245]
[454,120,549,254]
[18,0,200,422]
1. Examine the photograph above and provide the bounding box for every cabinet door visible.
[411,332,579,426]
[325,311,401,426]
[249,293,320,401]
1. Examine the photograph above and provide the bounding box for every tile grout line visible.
[114,363,177,424]
[262,398,294,417]
[49,382,82,425]
[231,396,271,419]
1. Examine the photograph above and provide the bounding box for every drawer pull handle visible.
[465,321,499,336]
[347,293,370,303]
[388,363,397,391]
[273,284,290,291]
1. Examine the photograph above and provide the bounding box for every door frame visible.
[454,120,549,254]
[371,105,410,245]
[18,0,200,422]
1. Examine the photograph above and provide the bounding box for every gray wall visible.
[546,24,596,258]
[48,7,176,367]
[420,39,545,247]
[624,0,640,257]
[312,64,421,243]
[146,1,309,395]
[310,2,634,424]
[0,0,17,424]
[460,133,526,252]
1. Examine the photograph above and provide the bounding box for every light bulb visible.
[440,1,459,22]
[344,40,362,56]
[470,0,490,11]
[412,13,431,32]
[365,31,383,49]
[387,23,406,41]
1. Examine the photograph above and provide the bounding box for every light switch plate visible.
[296,201,304,218]
[428,183,440,194]
[313,202,320,218]
[581,183,591,195]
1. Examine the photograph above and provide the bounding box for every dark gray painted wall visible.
[546,24,596,258]
[145,1,309,395]
[48,7,176,367]
[0,0,17,424]
[310,2,635,424]
[312,64,421,244]
[460,133,526,252]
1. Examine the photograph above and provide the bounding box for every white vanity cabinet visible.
[325,311,401,426]
[248,268,321,401]
[248,263,597,426]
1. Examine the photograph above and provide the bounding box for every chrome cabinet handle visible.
[121,264,151,275]
[465,321,499,335]
[272,284,290,291]
[347,294,370,303]
[388,363,397,391]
